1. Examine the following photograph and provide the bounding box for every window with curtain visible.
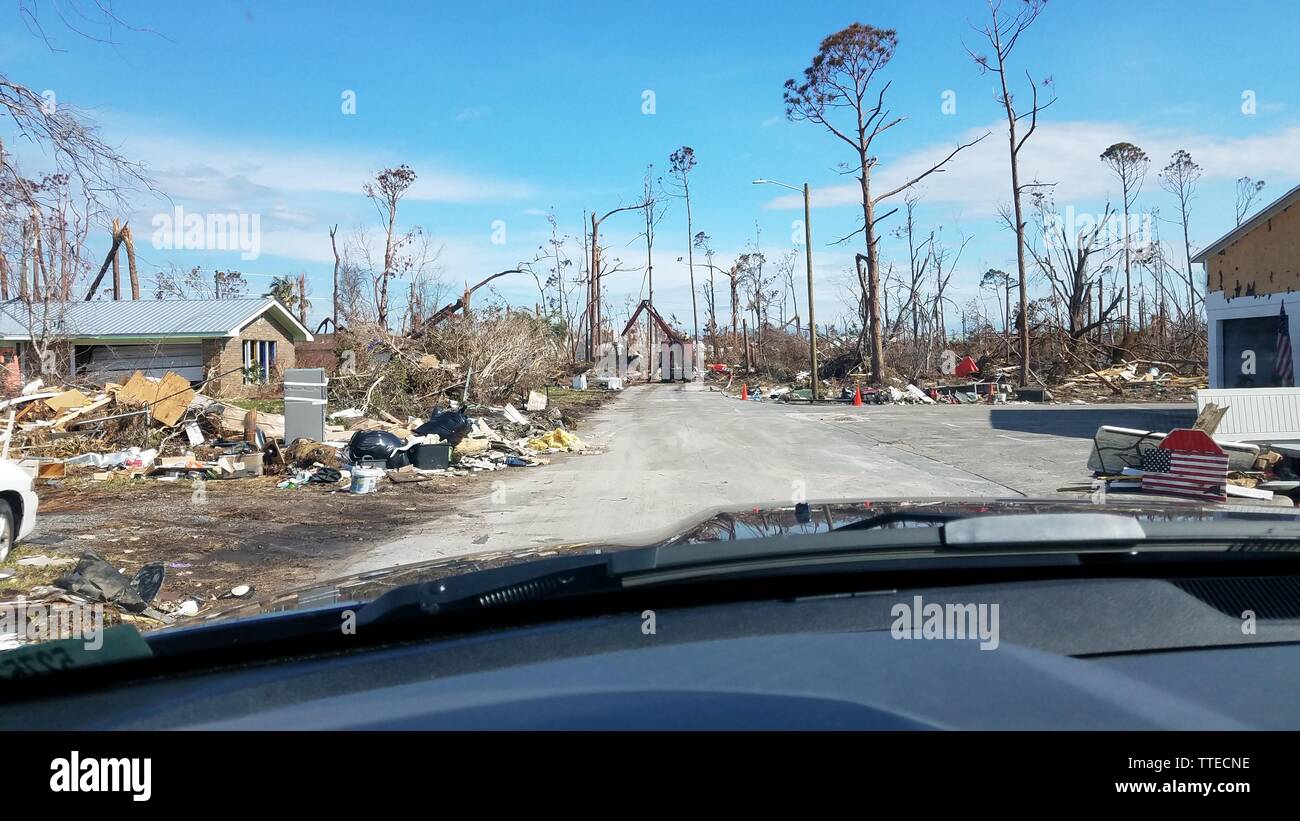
[242,339,278,384]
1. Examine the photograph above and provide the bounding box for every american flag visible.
[1141,429,1228,501]
[1277,304,1294,387]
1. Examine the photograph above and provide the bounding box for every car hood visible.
[194,495,1300,624]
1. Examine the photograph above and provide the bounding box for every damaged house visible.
[1196,183,1300,391]
[0,298,313,395]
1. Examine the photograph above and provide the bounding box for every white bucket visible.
[350,466,383,494]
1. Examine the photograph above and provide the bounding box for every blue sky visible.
[5,0,1299,331]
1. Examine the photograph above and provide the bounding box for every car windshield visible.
[0,1,1296,656]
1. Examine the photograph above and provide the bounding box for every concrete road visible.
[340,384,1194,574]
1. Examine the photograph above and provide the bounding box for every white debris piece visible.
[502,404,528,425]
[526,390,549,411]
[905,385,936,404]
[17,555,76,568]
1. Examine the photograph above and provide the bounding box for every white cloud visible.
[453,107,490,122]
[764,121,1300,217]
[123,132,537,208]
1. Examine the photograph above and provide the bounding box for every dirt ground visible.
[0,386,621,625]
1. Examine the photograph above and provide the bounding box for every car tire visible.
[0,499,13,564]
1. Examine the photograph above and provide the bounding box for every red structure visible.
[621,300,695,382]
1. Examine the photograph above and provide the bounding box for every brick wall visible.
[296,333,340,373]
[204,314,298,396]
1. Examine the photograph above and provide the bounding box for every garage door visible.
[78,343,206,383]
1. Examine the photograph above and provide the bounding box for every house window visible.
[1221,315,1287,388]
[243,339,277,384]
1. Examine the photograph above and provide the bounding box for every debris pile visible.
[1052,361,1208,403]
[1,364,597,496]
[1082,402,1298,506]
[707,355,1206,408]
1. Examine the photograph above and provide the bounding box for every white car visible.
[0,460,38,563]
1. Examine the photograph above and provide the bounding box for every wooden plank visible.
[52,395,113,431]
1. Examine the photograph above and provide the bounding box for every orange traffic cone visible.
[852,385,863,406]
[740,383,749,401]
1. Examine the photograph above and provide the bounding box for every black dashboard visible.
[4,575,1299,729]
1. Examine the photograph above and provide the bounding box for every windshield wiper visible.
[348,512,1300,629]
[357,554,618,629]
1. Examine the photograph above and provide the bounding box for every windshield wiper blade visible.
[356,554,617,629]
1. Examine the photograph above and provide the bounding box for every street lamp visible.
[754,178,818,399]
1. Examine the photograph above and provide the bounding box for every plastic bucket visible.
[350,466,384,494]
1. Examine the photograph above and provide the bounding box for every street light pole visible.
[754,178,819,399]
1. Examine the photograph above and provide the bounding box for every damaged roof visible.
[0,298,314,342]
[1192,182,1300,264]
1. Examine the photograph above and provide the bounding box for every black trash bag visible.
[131,563,166,605]
[55,553,164,614]
[347,429,404,463]
[413,409,470,444]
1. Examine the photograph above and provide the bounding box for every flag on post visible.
[1277,304,1294,387]
[1141,428,1228,501]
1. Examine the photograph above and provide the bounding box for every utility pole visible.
[755,179,819,399]
[802,182,819,400]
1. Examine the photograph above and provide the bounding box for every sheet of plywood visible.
[45,389,91,412]
[114,370,195,427]
[151,371,195,427]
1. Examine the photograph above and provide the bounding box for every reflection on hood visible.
[195,496,1300,623]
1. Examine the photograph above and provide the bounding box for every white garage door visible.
[79,343,206,383]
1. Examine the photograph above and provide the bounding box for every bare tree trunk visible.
[329,224,340,328]
[1180,202,1195,313]
[111,218,121,300]
[379,203,396,328]
[124,226,140,299]
[1121,187,1132,331]
[860,152,885,383]
[18,218,29,300]
[684,180,699,346]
